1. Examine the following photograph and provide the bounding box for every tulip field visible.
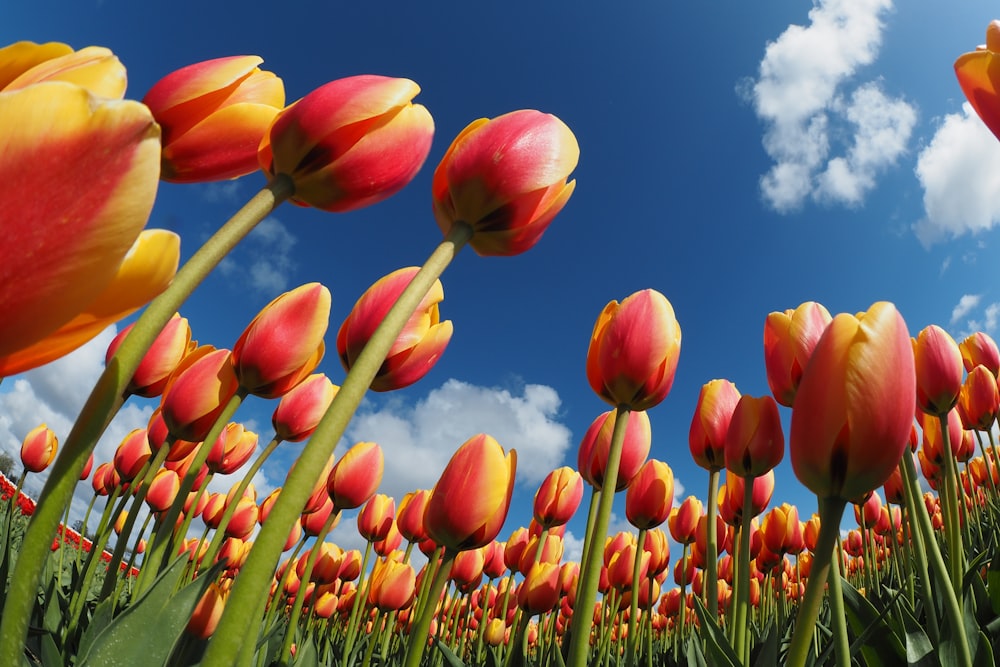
[5,21,1000,667]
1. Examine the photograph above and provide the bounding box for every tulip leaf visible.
[76,555,222,666]
[434,637,468,667]
[898,602,939,667]
[77,597,114,659]
[751,621,778,667]
[290,635,317,667]
[487,647,504,667]
[841,577,906,667]
[987,550,1000,615]
[690,595,741,667]
[685,637,707,667]
[973,630,995,667]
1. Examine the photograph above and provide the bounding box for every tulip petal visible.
[0,82,159,358]
[4,46,126,99]
[0,41,73,90]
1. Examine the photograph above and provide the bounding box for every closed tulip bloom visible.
[260,75,433,212]
[960,331,1000,377]
[761,503,803,555]
[113,429,151,482]
[625,459,675,530]
[337,267,452,392]
[432,109,578,256]
[396,489,430,543]
[853,491,882,529]
[91,462,120,496]
[689,379,741,472]
[373,520,403,557]
[368,559,416,611]
[668,496,703,545]
[206,423,258,475]
[0,41,126,98]
[187,581,229,639]
[424,434,517,551]
[451,546,487,587]
[790,302,916,501]
[725,395,784,478]
[224,495,259,540]
[232,283,330,399]
[20,425,57,473]
[763,302,832,407]
[518,562,561,615]
[143,56,284,183]
[327,441,384,511]
[644,527,671,576]
[577,409,651,491]
[272,373,338,442]
[145,469,181,513]
[913,325,964,417]
[586,289,682,411]
[957,364,999,430]
[160,348,240,442]
[0,73,163,369]
[107,313,191,398]
[357,493,395,542]
[723,470,775,522]
[533,467,584,529]
[921,409,965,464]
[955,21,1000,142]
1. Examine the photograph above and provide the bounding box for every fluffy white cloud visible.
[913,105,1000,246]
[749,0,914,211]
[951,294,982,325]
[341,379,573,504]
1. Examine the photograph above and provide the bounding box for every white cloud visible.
[219,216,298,293]
[951,294,982,324]
[341,379,573,505]
[748,0,914,212]
[913,104,1000,246]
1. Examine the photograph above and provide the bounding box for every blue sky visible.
[4,0,1000,568]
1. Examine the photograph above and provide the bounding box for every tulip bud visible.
[206,422,258,475]
[913,325,963,417]
[396,489,430,543]
[272,373,338,442]
[577,409,651,491]
[337,268,452,392]
[187,582,229,638]
[20,424,57,473]
[232,283,330,399]
[145,469,181,513]
[586,289,682,411]
[113,429,151,482]
[357,493,395,542]
[259,75,433,212]
[517,562,561,615]
[955,21,1000,142]
[432,109,579,256]
[724,395,784,478]
[668,496,703,546]
[625,459,675,530]
[956,365,999,431]
[107,313,191,398]
[424,434,517,551]
[763,302,832,407]
[532,466,584,529]
[327,442,384,511]
[160,348,240,442]
[368,559,416,611]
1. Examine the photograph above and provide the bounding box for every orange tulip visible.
[373,520,403,557]
[668,496,703,546]
[763,302,832,407]
[107,313,191,398]
[337,267,452,392]
[790,302,915,501]
[760,503,804,556]
[232,283,330,399]
[357,493,395,542]
[143,55,284,182]
[206,422,258,475]
[145,469,181,513]
[113,429,151,482]
[689,379,741,472]
[913,325,964,417]
[396,489,430,543]
[625,459,675,530]
[20,425,57,473]
[259,75,433,212]
[724,394,784,478]
[955,21,1000,142]
[423,434,517,551]
[160,348,240,442]
[187,581,229,639]
[722,470,774,523]
[532,466,584,529]
[643,527,671,576]
[432,109,578,256]
[368,559,416,612]
[517,562,561,615]
[0,41,125,98]
[577,409,651,491]
[327,441,384,511]
[271,373,338,442]
[957,364,999,431]
[586,289,682,411]
[960,331,1000,377]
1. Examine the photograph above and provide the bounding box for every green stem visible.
[341,540,374,665]
[705,468,721,623]
[0,176,292,664]
[626,528,646,666]
[203,223,472,667]
[731,476,754,664]
[404,549,457,667]
[827,543,850,667]
[937,414,965,599]
[786,496,846,667]
[566,404,631,667]
[899,455,939,645]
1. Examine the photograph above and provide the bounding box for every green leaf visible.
[841,577,906,667]
[76,596,114,659]
[973,630,995,667]
[685,636,707,667]
[985,548,1000,614]
[38,632,62,667]
[690,595,741,667]
[898,602,939,667]
[751,621,778,667]
[291,635,318,667]
[434,637,467,667]
[76,556,222,666]
[487,646,504,667]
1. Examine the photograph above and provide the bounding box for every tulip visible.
[625,459,675,530]
[373,520,403,557]
[232,283,330,399]
[259,75,433,212]
[577,409,651,491]
[432,109,579,256]
[761,504,803,556]
[763,302,832,407]
[689,379,741,472]
[586,289,682,411]
[722,470,775,522]
[142,56,284,183]
[668,496,703,545]
[913,325,964,417]
[517,561,561,615]
[326,442,384,511]
[187,582,229,639]
[0,41,126,98]
[145,469,181,513]
[206,423,258,475]
[20,425,57,473]
[396,489,430,543]
[357,493,395,542]
[532,466,584,528]
[423,434,517,551]
[271,373,338,442]
[337,267,452,392]
[160,348,240,442]
[368,559,416,612]
[955,21,1000,141]
[0,75,162,370]
[956,365,999,431]
[113,429,151,482]
[725,394,784,478]
[451,547,487,587]
[107,313,191,398]
[643,527,671,575]
[790,301,915,502]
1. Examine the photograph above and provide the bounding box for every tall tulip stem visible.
[936,414,965,595]
[731,477,754,663]
[705,468,721,622]
[0,176,293,663]
[203,222,473,667]
[403,549,457,667]
[566,404,631,667]
[826,542,851,667]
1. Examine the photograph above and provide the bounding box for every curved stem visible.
[0,176,293,664]
[203,223,472,667]
[566,404,631,667]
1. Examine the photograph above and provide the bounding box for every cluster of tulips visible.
[4,17,1000,667]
